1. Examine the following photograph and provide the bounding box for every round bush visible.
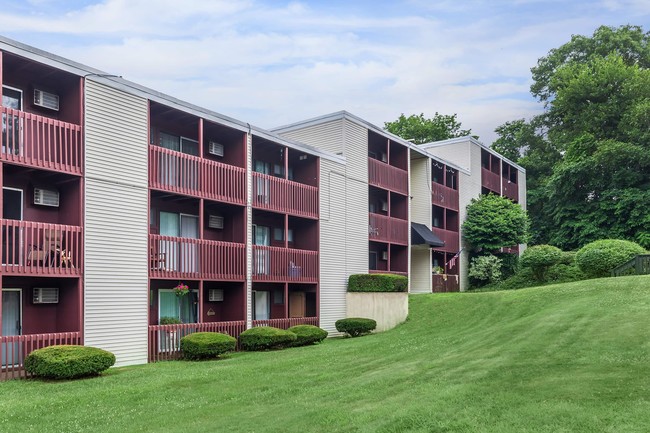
[335,318,377,337]
[180,332,236,360]
[287,325,328,347]
[520,245,563,281]
[575,239,646,278]
[24,345,115,380]
[238,326,297,351]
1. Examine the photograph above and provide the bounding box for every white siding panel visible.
[279,119,344,156]
[84,81,149,366]
[319,159,348,333]
[457,143,483,291]
[409,156,432,293]
[428,141,472,174]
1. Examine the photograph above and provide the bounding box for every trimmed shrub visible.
[546,263,586,283]
[494,251,519,279]
[287,325,328,347]
[180,332,236,360]
[575,239,646,278]
[520,245,563,281]
[239,327,296,351]
[160,316,182,325]
[24,345,115,380]
[559,251,577,265]
[335,318,377,337]
[468,254,502,287]
[348,273,408,292]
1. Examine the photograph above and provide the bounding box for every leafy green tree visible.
[462,194,529,252]
[384,113,472,144]
[496,25,650,249]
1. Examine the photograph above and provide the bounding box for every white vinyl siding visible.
[409,156,432,293]
[84,80,149,366]
[319,159,349,333]
[278,119,345,156]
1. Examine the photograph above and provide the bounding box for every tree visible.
[384,113,472,144]
[462,194,529,251]
[495,25,650,249]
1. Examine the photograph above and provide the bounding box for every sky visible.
[1,0,649,144]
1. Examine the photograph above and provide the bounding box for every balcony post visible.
[198,118,204,158]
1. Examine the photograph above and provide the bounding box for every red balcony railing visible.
[431,182,459,211]
[252,246,318,282]
[368,158,408,195]
[0,332,81,380]
[149,235,245,280]
[252,172,318,218]
[149,146,246,204]
[369,269,408,276]
[432,274,460,292]
[431,227,460,253]
[481,168,500,193]
[252,317,319,329]
[1,220,82,276]
[502,180,519,201]
[368,214,408,245]
[148,321,246,362]
[0,107,82,175]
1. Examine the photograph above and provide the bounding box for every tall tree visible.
[384,113,472,144]
[516,25,650,249]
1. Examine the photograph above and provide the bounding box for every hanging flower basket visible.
[173,282,189,297]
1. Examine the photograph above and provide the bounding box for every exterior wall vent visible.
[208,141,224,157]
[33,287,59,304]
[33,89,60,111]
[34,188,60,207]
[208,215,224,229]
[209,289,224,302]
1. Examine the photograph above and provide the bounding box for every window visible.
[273,227,284,241]
[160,132,199,156]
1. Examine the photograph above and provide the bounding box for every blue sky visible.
[2,0,649,144]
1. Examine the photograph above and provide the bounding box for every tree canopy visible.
[462,194,530,251]
[384,113,472,144]
[493,25,650,250]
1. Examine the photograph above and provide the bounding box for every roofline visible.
[271,110,474,173]
[420,135,526,173]
[0,35,343,163]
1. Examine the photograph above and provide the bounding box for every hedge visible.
[238,326,296,351]
[520,245,563,281]
[575,239,646,278]
[335,318,377,337]
[287,325,328,347]
[180,332,236,360]
[24,345,115,380]
[348,273,408,292]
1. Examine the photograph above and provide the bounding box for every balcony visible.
[1,107,83,175]
[149,146,246,205]
[252,172,318,219]
[431,182,459,211]
[149,235,246,280]
[1,220,82,276]
[368,214,408,245]
[502,181,519,201]
[252,245,318,283]
[481,168,500,193]
[431,227,459,253]
[148,321,246,362]
[368,158,408,195]
[432,274,460,292]
[0,331,81,380]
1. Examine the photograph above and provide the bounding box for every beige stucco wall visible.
[346,292,409,332]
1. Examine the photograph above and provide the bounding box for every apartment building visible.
[0,36,525,374]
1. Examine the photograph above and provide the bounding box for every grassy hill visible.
[1,276,649,432]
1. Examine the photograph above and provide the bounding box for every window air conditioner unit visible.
[34,188,60,207]
[208,141,224,157]
[33,89,60,111]
[209,289,224,302]
[381,200,388,212]
[208,215,224,229]
[33,288,59,304]
[382,251,388,261]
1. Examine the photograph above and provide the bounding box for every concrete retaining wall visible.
[346,292,408,332]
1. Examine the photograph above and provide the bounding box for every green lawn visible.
[2,276,649,432]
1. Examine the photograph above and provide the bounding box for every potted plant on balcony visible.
[173,282,189,297]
